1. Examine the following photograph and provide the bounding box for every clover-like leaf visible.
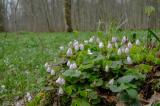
[71,98,90,106]
[126,88,138,99]
[117,75,138,83]
[109,85,122,93]
[63,70,81,78]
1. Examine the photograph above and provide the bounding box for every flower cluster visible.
[45,34,160,106]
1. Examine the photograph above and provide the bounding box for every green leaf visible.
[93,55,105,65]
[136,64,152,73]
[71,98,90,106]
[63,70,81,78]
[109,85,122,93]
[65,86,72,95]
[110,61,122,69]
[117,75,138,83]
[88,91,98,99]
[126,89,138,99]
[79,63,94,71]
[90,79,103,87]
[79,90,88,97]
[148,29,160,42]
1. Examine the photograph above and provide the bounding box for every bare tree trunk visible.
[0,0,4,31]
[64,0,73,32]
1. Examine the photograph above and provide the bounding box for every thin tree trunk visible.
[0,0,4,31]
[64,0,73,32]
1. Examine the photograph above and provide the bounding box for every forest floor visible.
[0,30,159,105]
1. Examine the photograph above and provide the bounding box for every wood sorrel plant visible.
[44,35,160,106]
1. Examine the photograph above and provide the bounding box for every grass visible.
[0,30,159,104]
[0,32,93,104]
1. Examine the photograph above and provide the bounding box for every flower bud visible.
[117,48,122,55]
[56,77,65,85]
[84,40,89,44]
[45,62,49,68]
[88,49,93,55]
[70,63,77,69]
[128,42,132,48]
[73,40,79,47]
[105,65,109,72]
[108,79,114,85]
[59,46,64,51]
[51,69,55,75]
[127,56,132,64]
[125,47,130,54]
[47,67,52,73]
[26,92,32,101]
[112,37,117,43]
[79,44,84,51]
[107,43,112,49]
[67,60,71,67]
[136,39,140,45]
[74,45,79,51]
[99,42,104,49]
[89,38,93,43]
[66,48,72,57]
[122,36,127,43]
[58,87,64,95]
[72,63,77,69]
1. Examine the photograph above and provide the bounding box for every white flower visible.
[88,49,93,55]
[73,40,79,47]
[107,43,112,49]
[127,56,132,64]
[1,85,5,89]
[108,79,114,85]
[28,96,32,101]
[47,67,52,73]
[67,60,71,67]
[79,44,84,51]
[89,38,93,43]
[128,42,132,48]
[136,39,140,45]
[69,64,74,69]
[84,40,89,44]
[59,46,64,51]
[105,65,109,72]
[58,87,64,95]
[72,63,77,69]
[51,69,55,75]
[45,62,49,68]
[125,47,130,54]
[56,77,65,85]
[70,63,77,69]
[112,37,117,43]
[74,45,79,51]
[66,48,72,57]
[122,36,127,43]
[115,42,118,48]
[26,92,30,97]
[99,42,104,49]
[26,92,32,101]
[117,48,122,55]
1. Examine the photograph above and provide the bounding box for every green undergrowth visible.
[0,30,160,105]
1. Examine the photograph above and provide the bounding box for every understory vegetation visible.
[0,30,160,106]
